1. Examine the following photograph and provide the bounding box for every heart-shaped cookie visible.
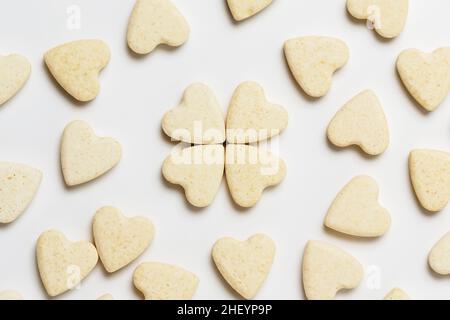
[162,144,224,207]
[428,232,450,275]
[284,36,349,98]
[44,39,110,102]
[347,0,409,38]
[225,144,286,208]
[0,162,42,224]
[226,81,288,144]
[327,90,390,156]
[93,206,155,273]
[162,83,225,144]
[36,230,98,297]
[127,0,190,55]
[133,262,199,300]
[409,149,450,212]
[61,120,122,186]
[302,240,363,300]
[384,288,409,300]
[397,48,450,111]
[212,234,275,299]
[226,0,273,21]
[325,175,391,237]
[0,290,23,300]
[0,54,31,106]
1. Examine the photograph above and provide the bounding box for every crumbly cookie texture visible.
[409,149,450,212]
[212,234,275,299]
[44,39,110,102]
[327,90,389,156]
[61,120,122,187]
[397,48,450,111]
[36,230,98,297]
[302,240,363,300]
[347,0,409,38]
[428,231,450,275]
[226,0,273,21]
[0,54,31,106]
[284,36,349,98]
[133,262,199,300]
[384,288,410,300]
[127,0,189,55]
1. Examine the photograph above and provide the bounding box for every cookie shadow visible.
[323,225,383,244]
[325,133,380,161]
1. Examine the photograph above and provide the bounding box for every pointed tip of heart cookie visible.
[227,0,273,21]
[0,54,32,106]
[428,231,450,275]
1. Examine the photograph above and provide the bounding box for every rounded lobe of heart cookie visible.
[302,240,364,300]
[226,0,273,21]
[346,0,409,38]
[284,36,349,98]
[97,293,114,300]
[36,230,98,297]
[384,288,410,300]
[225,144,286,208]
[325,175,391,237]
[0,162,42,224]
[226,81,288,144]
[133,262,199,300]
[162,145,225,208]
[428,231,450,275]
[93,206,155,273]
[397,48,450,112]
[0,54,31,106]
[0,290,23,300]
[44,39,110,102]
[212,234,275,299]
[327,90,389,156]
[127,0,190,55]
[162,83,225,144]
[61,120,122,187]
[409,149,450,212]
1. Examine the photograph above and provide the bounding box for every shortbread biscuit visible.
[384,288,409,300]
[428,231,450,275]
[97,293,113,300]
[0,290,23,300]
[0,54,31,106]
[226,0,273,21]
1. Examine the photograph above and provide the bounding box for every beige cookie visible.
[0,162,42,224]
[225,144,286,208]
[61,120,121,186]
[36,230,98,297]
[327,90,389,156]
[325,175,390,237]
[302,240,363,300]
[133,262,199,300]
[226,0,273,21]
[44,39,109,102]
[162,83,225,144]
[93,206,155,273]
[0,290,23,300]
[226,81,288,144]
[212,234,275,299]
[0,54,31,106]
[347,0,409,38]
[409,149,450,212]
[397,48,450,111]
[162,144,224,207]
[284,36,349,98]
[428,231,450,275]
[384,288,409,300]
[127,0,189,55]
[97,293,114,300]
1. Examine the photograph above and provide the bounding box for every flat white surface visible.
[0,0,449,300]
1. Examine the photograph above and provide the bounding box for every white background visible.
[0,0,449,300]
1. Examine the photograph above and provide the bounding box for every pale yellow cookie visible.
[212,234,275,299]
[0,290,23,300]
[397,48,450,111]
[409,149,450,212]
[302,240,363,300]
[127,0,189,55]
[44,39,110,102]
[384,288,409,300]
[284,36,349,98]
[133,262,199,300]
[162,83,225,144]
[327,90,389,156]
[428,231,450,275]
[36,230,98,297]
[347,0,409,38]
[0,54,31,106]
[97,293,114,300]
[61,120,122,186]
[226,0,273,21]
[93,206,155,273]
[0,162,42,224]
[226,81,288,144]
